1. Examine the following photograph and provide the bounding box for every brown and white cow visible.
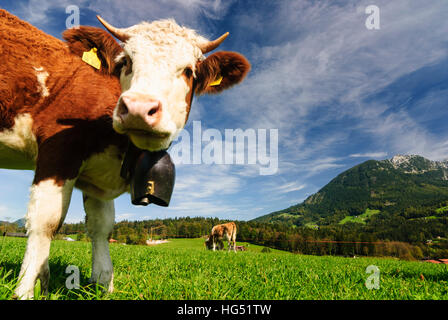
[205,222,237,252]
[0,10,250,299]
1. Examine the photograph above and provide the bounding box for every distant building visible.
[146,239,169,245]
[424,259,448,264]
[4,232,27,238]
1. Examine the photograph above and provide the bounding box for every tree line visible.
[53,212,448,261]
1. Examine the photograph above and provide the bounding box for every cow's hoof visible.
[89,281,114,294]
[89,273,114,293]
[13,288,34,300]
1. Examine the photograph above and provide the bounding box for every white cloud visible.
[350,152,388,159]
[0,205,12,217]
[271,181,306,194]
[0,205,25,222]
[115,213,133,221]
[174,165,243,200]
[360,109,448,161]
[86,0,223,30]
[222,0,448,165]
[13,0,234,34]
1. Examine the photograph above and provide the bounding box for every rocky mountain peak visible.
[388,154,448,173]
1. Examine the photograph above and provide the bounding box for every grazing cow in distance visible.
[205,222,237,252]
[0,9,250,299]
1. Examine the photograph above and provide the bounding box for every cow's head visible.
[93,17,250,151]
[204,236,212,250]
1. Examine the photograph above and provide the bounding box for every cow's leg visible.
[83,195,115,292]
[14,179,75,299]
[229,230,236,252]
[227,234,233,252]
[212,235,217,251]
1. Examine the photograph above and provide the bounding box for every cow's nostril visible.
[118,100,129,116]
[148,106,159,116]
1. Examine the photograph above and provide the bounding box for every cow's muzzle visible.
[118,94,163,129]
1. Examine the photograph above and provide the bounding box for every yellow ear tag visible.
[82,48,101,70]
[209,75,223,87]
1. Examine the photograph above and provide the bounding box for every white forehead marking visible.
[34,66,50,98]
[116,19,207,69]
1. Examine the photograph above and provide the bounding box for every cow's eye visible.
[123,56,133,76]
[183,67,193,79]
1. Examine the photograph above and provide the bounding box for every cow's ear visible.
[63,26,123,76]
[195,51,250,95]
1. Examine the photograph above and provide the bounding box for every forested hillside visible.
[256,155,448,226]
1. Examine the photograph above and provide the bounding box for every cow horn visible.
[200,32,229,54]
[97,15,130,42]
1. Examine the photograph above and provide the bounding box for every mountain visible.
[255,155,448,226]
[0,218,25,227]
[14,218,26,228]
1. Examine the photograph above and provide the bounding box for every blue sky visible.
[0,0,447,223]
